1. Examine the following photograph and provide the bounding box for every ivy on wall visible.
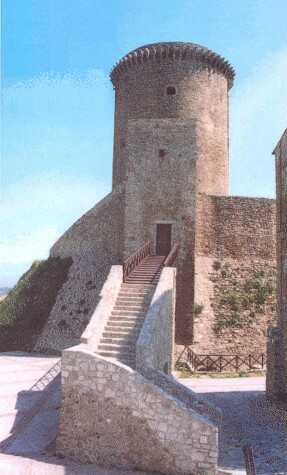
[209,261,276,333]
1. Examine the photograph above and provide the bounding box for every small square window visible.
[159,149,167,158]
[166,86,176,96]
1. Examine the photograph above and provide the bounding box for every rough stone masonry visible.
[267,128,287,401]
[31,41,276,356]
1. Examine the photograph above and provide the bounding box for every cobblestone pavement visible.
[179,377,287,475]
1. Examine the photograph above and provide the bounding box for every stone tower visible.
[111,42,234,342]
[35,42,235,352]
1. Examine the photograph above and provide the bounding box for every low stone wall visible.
[136,267,176,374]
[58,345,218,475]
[81,265,122,350]
[141,365,222,427]
[34,188,124,353]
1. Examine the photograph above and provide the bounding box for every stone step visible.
[131,269,161,273]
[102,330,140,338]
[113,305,147,311]
[109,317,145,324]
[106,321,143,329]
[121,284,154,289]
[100,336,138,344]
[98,350,135,358]
[115,298,149,304]
[98,343,134,353]
[129,269,160,274]
[126,277,159,284]
[111,310,146,316]
[118,291,151,297]
[104,327,140,334]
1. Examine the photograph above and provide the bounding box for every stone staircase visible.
[97,256,165,368]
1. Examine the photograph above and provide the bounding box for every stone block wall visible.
[192,193,276,354]
[81,265,122,350]
[267,129,287,399]
[34,189,124,353]
[136,267,176,374]
[124,118,197,343]
[111,42,232,196]
[140,365,222,427]
[57,345,218,475]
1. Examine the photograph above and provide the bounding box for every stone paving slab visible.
[179,377,287,475]
[0,454,163,475]
[0,352,59,446]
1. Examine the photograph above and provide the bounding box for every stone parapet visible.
[57,345,218,475]
[140,365,222,427]
[81,265,122,350]
[111,42,235,89]
[136,267,176,374]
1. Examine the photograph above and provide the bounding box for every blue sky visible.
[1,0,287,287]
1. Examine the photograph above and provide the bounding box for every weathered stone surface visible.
[192,193,276,354]
[267,128,287,400]
[34,190,124,353]
[81,266,123,350]
[136,267,176,374]
[57,346,218,475]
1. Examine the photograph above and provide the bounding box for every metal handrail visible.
[123,241,152,282]
[164,242,180,267]
[30,359,61,391]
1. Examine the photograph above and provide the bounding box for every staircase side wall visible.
[34,189,124,353]
[136,267,176,374]
[81,265,123,351]
[140,365,222,427]
[57,345,218,475]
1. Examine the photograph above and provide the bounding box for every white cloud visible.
[230,47,287,197]
[0,173,109,220]
[0,174,109,270]
[0,227,59,265]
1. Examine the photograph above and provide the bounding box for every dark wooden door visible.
[156,224,172,256]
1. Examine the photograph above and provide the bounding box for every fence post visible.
[235,355,239,372]
[243,445,257,475]
[219,355,222,372]
[249,354,252,370]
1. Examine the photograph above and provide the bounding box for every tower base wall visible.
[34,188,124,353]
[193,193,277,355]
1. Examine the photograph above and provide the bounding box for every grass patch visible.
[211,264,276,333]
[0,256,72,352]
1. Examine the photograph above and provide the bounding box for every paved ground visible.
[1,353,286,474]
[0,454,163,475]
[180,377,287,475]
[0,352,60,447]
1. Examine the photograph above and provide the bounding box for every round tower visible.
[110,42,235,343]
[111,41,234,194]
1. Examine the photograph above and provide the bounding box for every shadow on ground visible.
[199,389,287,474]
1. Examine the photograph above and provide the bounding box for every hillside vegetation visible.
[0,257,72,353]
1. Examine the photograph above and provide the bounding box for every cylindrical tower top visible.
[111,41,235,89]
[111,41,234,194]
